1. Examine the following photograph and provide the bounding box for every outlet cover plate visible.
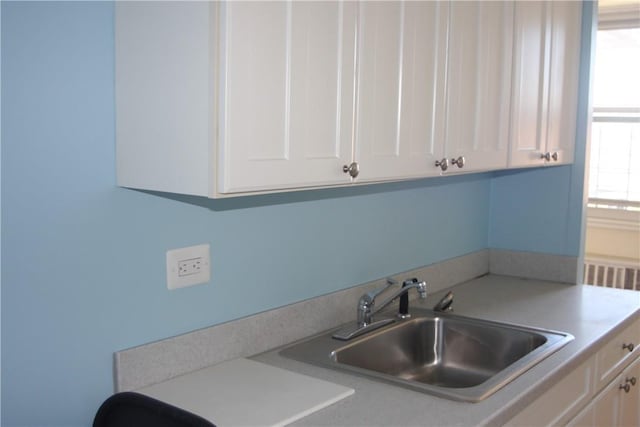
[166,244,211,290]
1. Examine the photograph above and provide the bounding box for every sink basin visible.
[333,316,548,388]
[280,309,573,402]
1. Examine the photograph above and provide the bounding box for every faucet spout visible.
[399,278,427,317]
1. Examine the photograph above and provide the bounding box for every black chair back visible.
[93,392,216,427]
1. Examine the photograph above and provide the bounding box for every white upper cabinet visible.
[220,2,357,193]
[443,1,514,174]
[510,1,547,168]
[354,2,448,182]
[116,1,584,198]
[509,1,582,168]
[116,2,215,197]
[545,1,582,165]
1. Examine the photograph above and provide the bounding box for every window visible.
[588,14,640,211]
[584,2,640,288]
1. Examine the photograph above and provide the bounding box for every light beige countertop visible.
[253,275,640,426]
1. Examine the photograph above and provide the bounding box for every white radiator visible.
[584,259,640,290]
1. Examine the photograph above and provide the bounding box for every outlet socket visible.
[179,258,204,277]
[166,244,211,290]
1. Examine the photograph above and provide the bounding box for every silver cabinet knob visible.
[623,342,635,352]
[551,152,558,161]
[451,156,465,168]
[435,158,449,171]
[540,152,551,161]
[620,376,637,393]
[342,162,359,178]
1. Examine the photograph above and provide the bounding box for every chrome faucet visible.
[358,278,427,326]
[333,277,427,341]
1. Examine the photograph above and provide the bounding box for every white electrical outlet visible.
[166,244,211,290]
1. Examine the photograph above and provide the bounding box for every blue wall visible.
[489,0,595,262]
[490,165,577,255]
[0,2,588,426]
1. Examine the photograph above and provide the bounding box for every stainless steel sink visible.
[280,309,573,402]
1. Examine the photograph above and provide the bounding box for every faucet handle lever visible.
[362,277,397,303]
[358,278,398,327]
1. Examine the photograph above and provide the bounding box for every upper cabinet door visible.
[354,1,448,182]
[545,0,582,165]
[509,1,582,168]
[219,2,357,194]
[509,1,549,167]
[445,1,514,173]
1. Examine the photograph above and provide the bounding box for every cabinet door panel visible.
[505,355,594,427]
[220,1,356,193]
[588,357,640,427]
[509,1,548,167]
[400,2,446,168]
[357,2,402,160]
[446,1,513,172]
[596,319,640,389]
[619,358,640,426]
[229,2,287,162]
[593,378,622,427]
[566,403,595,427]
[545,0,581,165]
[355,1,448,181]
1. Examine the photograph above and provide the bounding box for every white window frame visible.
[588,3,640,214]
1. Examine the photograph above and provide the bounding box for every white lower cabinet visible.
[567,403,595,427]
[568,357,640,427]
[619,358,640,427]
[509,317,640,427]
[505,356,595,427]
